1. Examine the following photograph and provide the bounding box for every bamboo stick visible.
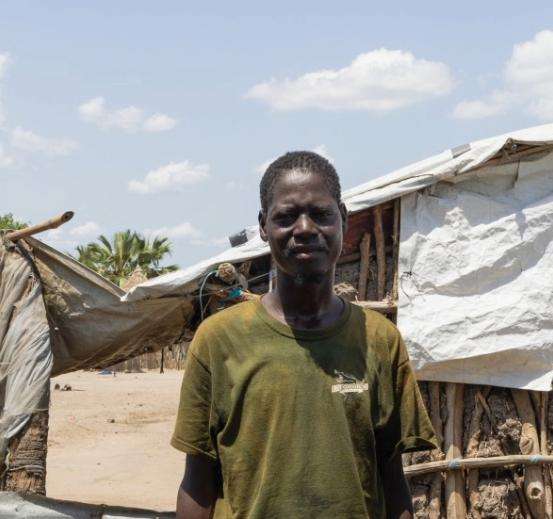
[5,211,74,242]
[428,382,443,519]
[444,383,466,519]
[373,206,386,300]
[512,389,546,518]
[403,454,553,478]
[357,233,371,300]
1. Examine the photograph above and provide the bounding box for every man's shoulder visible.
[196,298,260,337]
[350,302,399,337]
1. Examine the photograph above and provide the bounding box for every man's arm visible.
[176,454,218,519]
[381,454,413,519]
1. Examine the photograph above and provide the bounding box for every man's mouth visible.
[289,246,325,255]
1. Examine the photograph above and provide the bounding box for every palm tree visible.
[0,213,28,230]
[75,230,178,286]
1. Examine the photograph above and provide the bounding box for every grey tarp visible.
[0,492,175,518]
[0,234,194,459]
[0,239,52,456]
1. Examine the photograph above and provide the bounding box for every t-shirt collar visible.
[254,296,352,341]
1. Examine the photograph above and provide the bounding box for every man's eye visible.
[275,214,296,225]
[312,211,334,222]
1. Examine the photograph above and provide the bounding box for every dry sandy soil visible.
[47,369,185,511]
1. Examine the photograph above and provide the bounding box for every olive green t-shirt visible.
[172,298,437,519]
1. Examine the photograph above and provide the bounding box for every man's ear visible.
[258,210,268,242]
[339,202,348,234]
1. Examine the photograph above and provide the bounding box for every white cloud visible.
[452,91,511,120]
[69,221,101,237]
[78,96,177,133]
[42,228,79,251]
[0,53,9,79]
[0,144,15,168]
[453,30,553,120]
[246,48,454,112]
[146,222,201,239]
[0,52,10,126]
[129,160,210,194]
[255,145,335,175]
[190,236,229,247]
[146,223,229,247]
[11,127,78,156]
[143,113,177,132]
[42,222,101,250]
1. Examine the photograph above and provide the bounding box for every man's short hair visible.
[259,151,342,212]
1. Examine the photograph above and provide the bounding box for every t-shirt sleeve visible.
[171,328,218,460]
[376,330,439,461]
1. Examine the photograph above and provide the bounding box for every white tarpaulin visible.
[398,150,553,390]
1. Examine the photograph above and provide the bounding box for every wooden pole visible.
[373,206,386,300]
[357,233,371,300]
[541,392,552,519]
[444,383,467,518]
[391,199,400,301]
[5,211,74,242]
[1,410,49,494]
[516,474,536,519]
[466,388,491,519]
[428,382,443,519]
[512,389,546,518]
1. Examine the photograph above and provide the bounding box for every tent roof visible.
[124,122,553,303]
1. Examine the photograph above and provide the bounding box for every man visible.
[172,152,438,518]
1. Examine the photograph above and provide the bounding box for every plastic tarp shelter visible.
[124,122,553,391]
[0,236,193,456]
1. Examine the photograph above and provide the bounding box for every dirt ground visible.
[47,369,186,511]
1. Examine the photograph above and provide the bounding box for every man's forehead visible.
[272,168,329,195]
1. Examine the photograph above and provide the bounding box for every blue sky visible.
[2,1,553,266]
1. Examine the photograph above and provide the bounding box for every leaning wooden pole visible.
[445,383,467,518]
[5,211,74,242]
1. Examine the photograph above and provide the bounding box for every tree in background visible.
[75,230,178,286]
[0,213,28,230]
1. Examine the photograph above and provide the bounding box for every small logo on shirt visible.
[331,370,369,394]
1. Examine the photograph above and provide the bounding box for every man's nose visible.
[293,214,317,238]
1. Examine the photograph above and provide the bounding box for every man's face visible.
[259,169,346,281]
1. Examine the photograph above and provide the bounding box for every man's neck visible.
[262,268,343,330]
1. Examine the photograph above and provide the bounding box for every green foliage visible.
[75,230,179,286]
[0,213,28,230]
